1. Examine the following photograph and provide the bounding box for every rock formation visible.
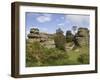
[27,27,89,49]
[27,28,55,48]
[27,28,48,42]
[65,27,89,50]
[76,28,89,46]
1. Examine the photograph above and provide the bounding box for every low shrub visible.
[77,53,89,64]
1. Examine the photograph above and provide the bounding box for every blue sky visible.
[25,12,90,36]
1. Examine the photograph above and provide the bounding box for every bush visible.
[77,53,89,64]
[43,48,69,65]
[26,41,69,66]
[26,41,45,66]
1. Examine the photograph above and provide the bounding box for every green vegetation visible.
[67,44,89,65]
[26,41,45,66]
[26,27,89,67]
[26,41,89,67]
[26,41,69,67]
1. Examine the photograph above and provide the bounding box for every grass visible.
[67,44,89,65]
[26,41,89,67]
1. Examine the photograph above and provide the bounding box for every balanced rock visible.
[27,27,55,48]
[30,28,39,34]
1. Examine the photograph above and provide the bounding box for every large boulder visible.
[28,33,40,38]
[76,28,89,45]
[30,28,39,34]
[39,32,48,42]
[77,28,89,37]
[27,28,49,43]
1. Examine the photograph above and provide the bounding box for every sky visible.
[25,12,90,37]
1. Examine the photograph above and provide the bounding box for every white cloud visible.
[43,14,52,17]
[36,14,52,23]
[65,15,89,25]
[39,27,48,33]
[58,23,65,26]
[30,26,38,29]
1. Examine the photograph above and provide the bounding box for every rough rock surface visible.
[76,28,89,46]
[27,28,55,48]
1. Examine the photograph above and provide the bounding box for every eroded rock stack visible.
[27,28,55,48]
[76,28,89,46]
[27,28,48,42]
